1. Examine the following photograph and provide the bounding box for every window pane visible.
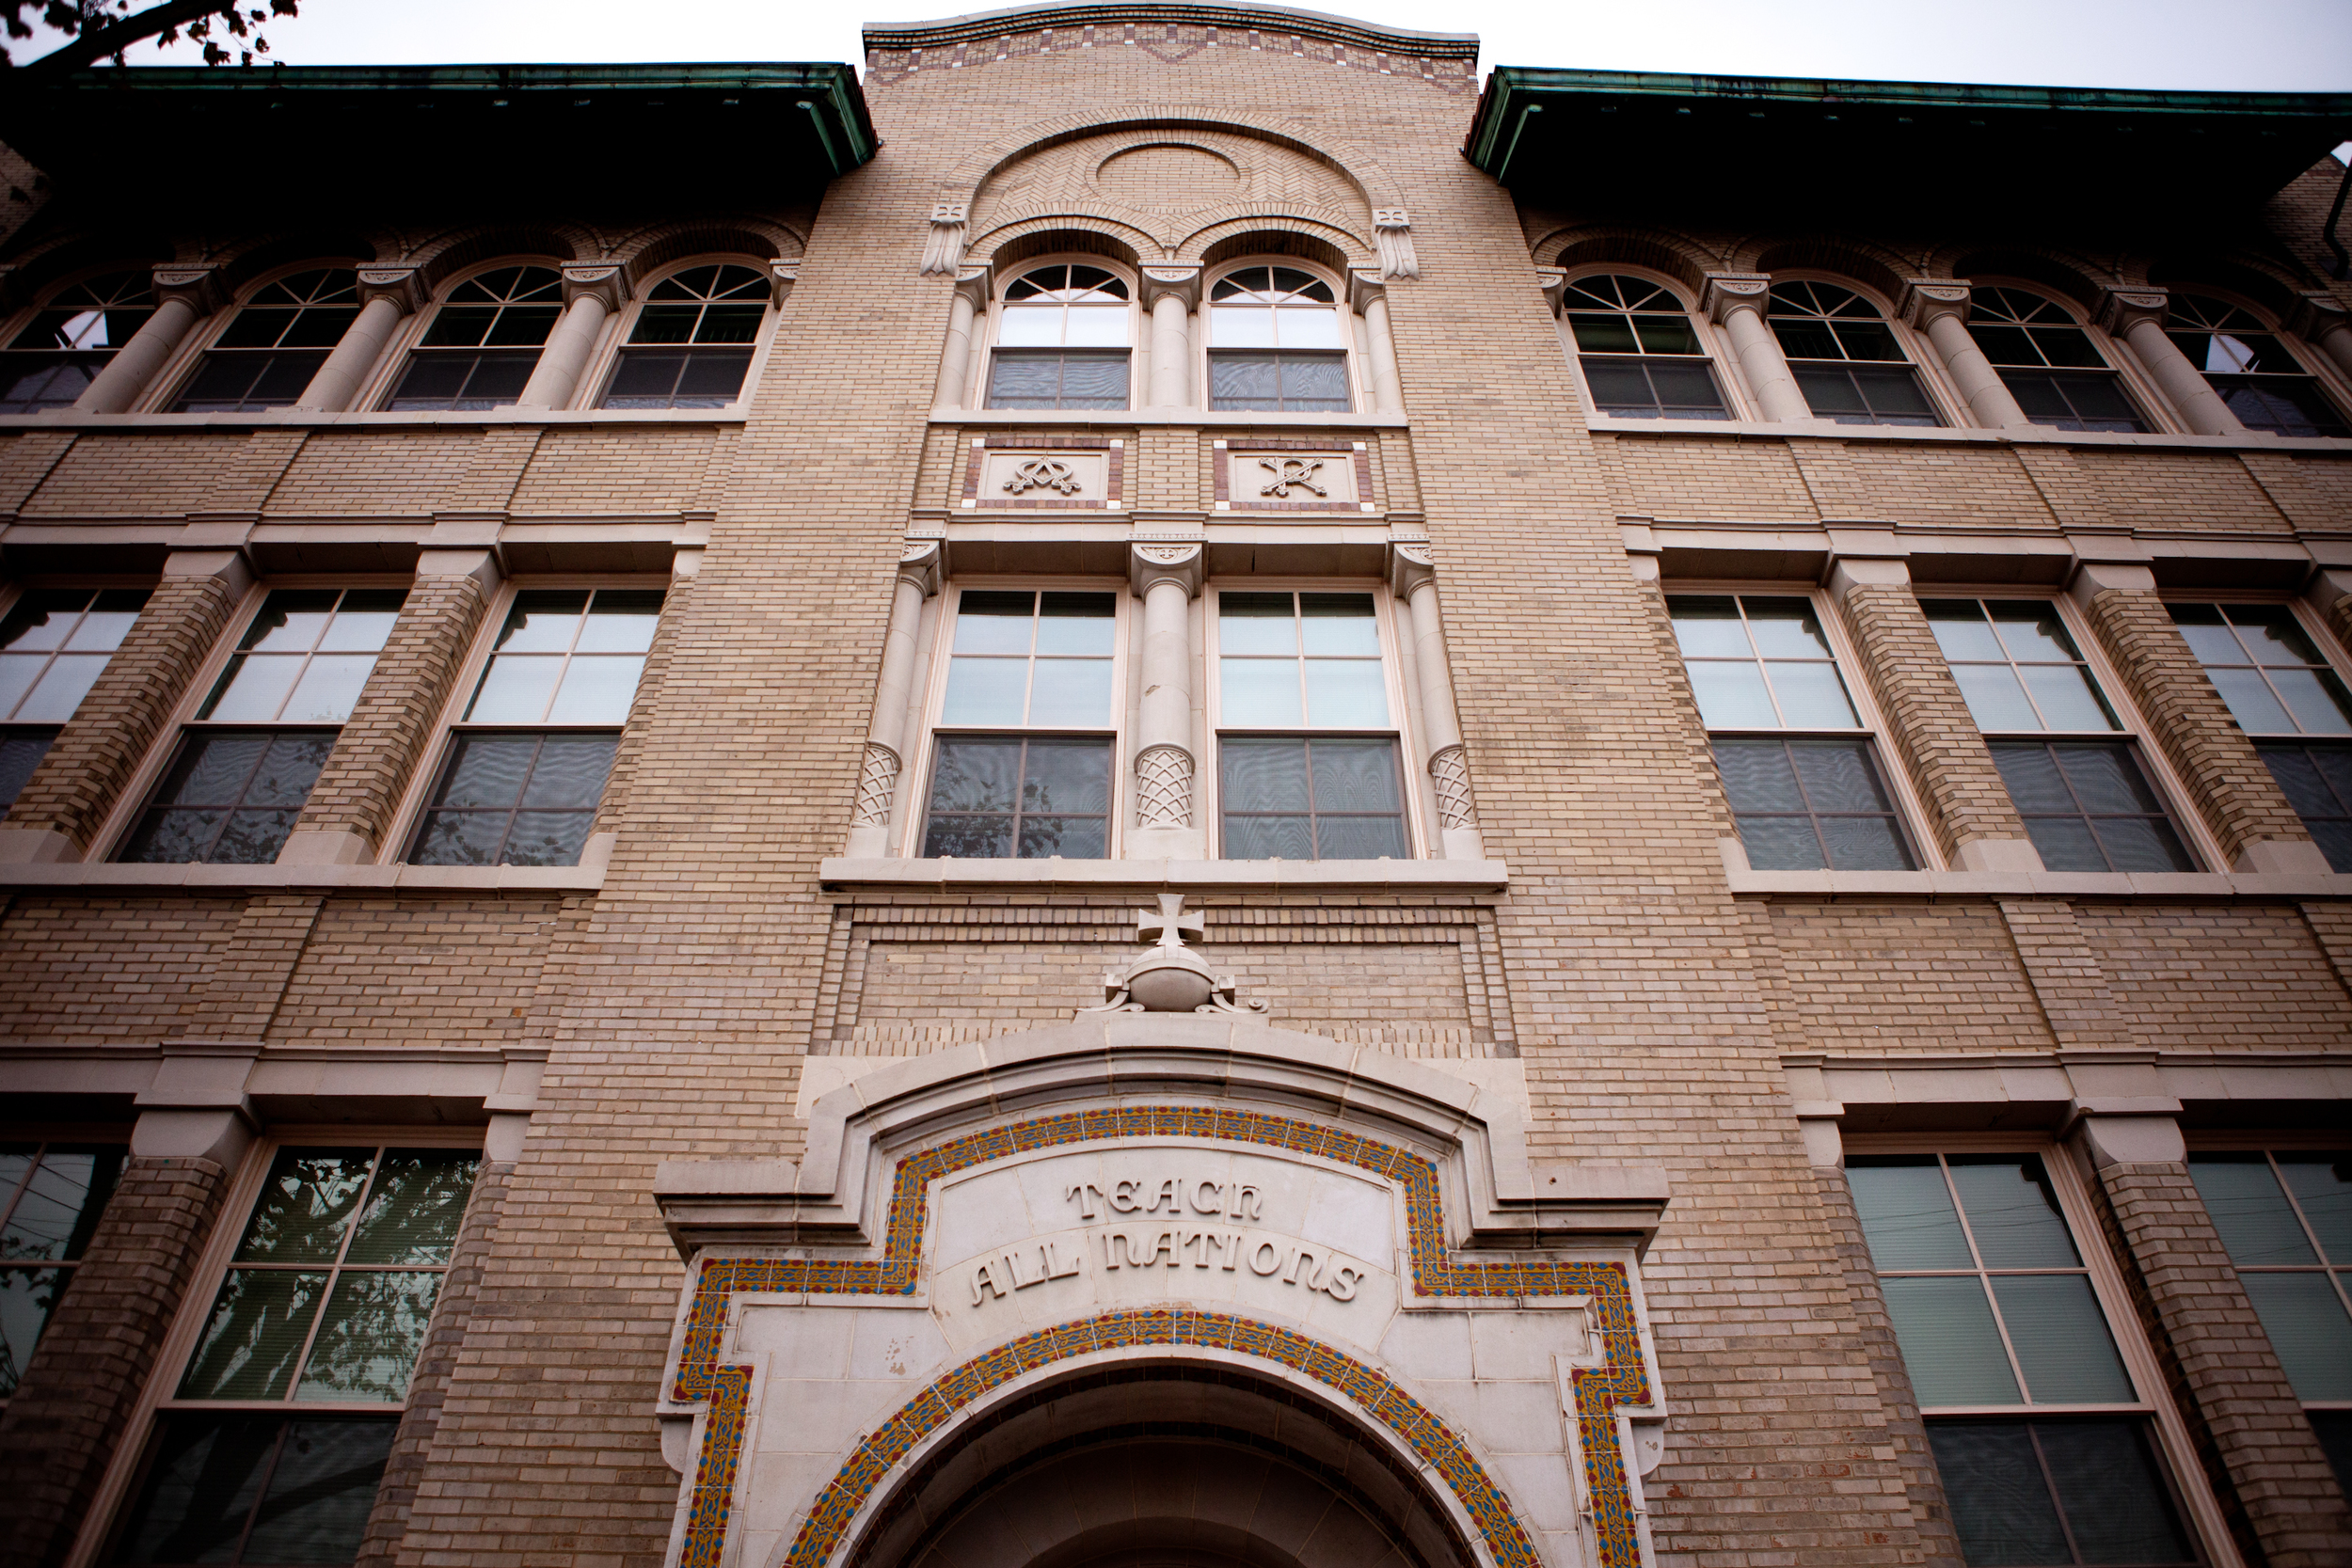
[1035,593,1117,655]
[1278,355,1351,408]
[1712,737,1805,813]
[468,655,564,722]
[204,653,307,722]
[0,730,50,808]
[1221,658,1304,726]
[1218,594,1299,655]
[1789,738,1894,813]
[237,1418,398,1562]
[1298,594,1380,656]
[1303,659,1388,726]
[427,735,534,812]
[0,1266,65,1396]
[2088,815,2198,875]
[1792,365,1870,417]
[1848,1156,1974,1270]
[1947,1157,2080,1269]
[2021,815,2108,874]
[1819,814,1915,870]
[1688,661,1778,728]
[952,592,1036,654]
[1929,1422,2070,1566]
[1922,603,2006,662]
[1225,814,1314,860]
[1645,360,1727,416]
[1993,1275,2134,1403]
[1670,598,1751,659]
[1210,306,1279,348]
[1022,738,1112,816]
[2189,1155,2317,1265]
[1027,658,1113,726]
[344,1150,479,1265]
[1223,738,1311,812]
[493,592,586,652]
[516,736,618,810]
[2054,744,2163,814]
[294,1270,441,1402]
[1766,661,1858,727]
[1989,742,2074,812]
[1883,1276,2024,1406]
[11,653,109,723]
[1310,739,1402,813]
[238,1148,374,1260]
[575,591,665,653]
[2241,1272,2352,1402]
[114,1413,282,1564]
[604,349,687,406]
[1950,664,2042,732]
[923,815,1012,858]
[2209,666,2296,734]
[930,740,1022,814]
[3,1146,123,1260]
[2277,1156,2352,1260]
[943,658,1029,726]
[1061,304,1130,348]
[1057,353,1130,408]
[546,655,645,724]
[2271,667,2352,736]
[1017,815,1105,859]
[501,811,598,868]
[1570,316,1642,354]
[2018,664,2118,732]
[178,1268,332,1400]
[1735,815,1826,870]
[280,654,378,724]
[672,349,752,404]
[1740,599,1831,657]
[1986,603,2084,664]
[2037,1419,2195,1565]
[1317,814,1408,859]
[1209,354,1281,408]
[2313,1411,2352,1496]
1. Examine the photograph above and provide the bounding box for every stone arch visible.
[408,226,581,294]
[968,221,1153,277]
[1943,246,2112,312]
[1739,237,1913,307]
[214,231,378,293]
[1534,227,1717,300]
[2148,253,2312,324]
[1193,225,1359,276]
[0,231,171,309]
[614,216,805,281]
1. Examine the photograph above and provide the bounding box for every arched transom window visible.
[0,271,156,412]
[1767,280,1940,427]
[1207,265,1349,414]
[1967,288,2146,434]
[601,263,770,410]
[987,263,1132,411]
[1561,274,1726,420]
[172,268,360,413]
[2165,294,2348,438]
[388,265,564,411]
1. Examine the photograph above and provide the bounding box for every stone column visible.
[72,264,224,414]
[516,262,626,411]
[2069,561,2325,873]
[931,270,988,411]
[1141,267,1200,410]
[1829,556,2042,871]
[2074,1116,2352,1568]
[294,265,424,413]
[1900,278,2029,429]
[1704,272,1810,422]
[0,547,252,863]
[0,1108,250,1568]
[845,542,942,858]
[1391,543,1486,860]
[2303,569,2352,660]
[2288,292,2352,383]
[2101,288,2245,436]
[279,548,501,864]
[1128,542,1204,860]
[1352,272,1406,415]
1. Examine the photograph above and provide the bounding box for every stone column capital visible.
[355,265,428,314]
[1701,272,1772,325]
[2288,290,2351,343]
[1388,540,1436,602]
[952,265,992,313]
[1129,540,1202,598]
[770,260,801,308]
[1348,268,1389,316]
[898,539,943,597]
[2097,287,2170,337]
[561,262,629,312]
[150,263,227,314]
[1139,266,1202,311]
[1535,267,1566,319]
[1898,278,1974,331]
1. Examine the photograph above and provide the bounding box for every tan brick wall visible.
[2074,903,2352,1052]
[0,896,244,1040]
[263,431,487,515]
[1766,898,2054,1053]
[509,426,722,515]
[264,897,562,1046]
[17,433,248,516]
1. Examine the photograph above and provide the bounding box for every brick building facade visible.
[0,8,2348,1568]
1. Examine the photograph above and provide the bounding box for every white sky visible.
[16,0,2352,91]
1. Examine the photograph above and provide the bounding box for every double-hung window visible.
[120,588,404,865]
[0,271,155,412]
[1966,288,2148,433]
[171,270,360,413]
[110,1144,478,1565]
[1922,598,2197,872]
[1847,1151,2203,1567]
[385,265,563,410]
[2166,295,2349,438]
[1214,589,1407,860]
[2169,602,2352,870]
[1561,274,1729,420]
[986,264,1132,411]
[1767,280,1942,426]
[407,587,661,866]
[920,588,1118,859]
[1669,594,1915,870]
[0,1140,126,1401]
[0,587,149,809]
[600,264,769,410]
[1206,266,1351,414]
[2185,1149,2352,1490]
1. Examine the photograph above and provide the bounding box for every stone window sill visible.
[818,856,1508,891]
[936,409,1409,430]
[0,859,606,894]
[0,407,747,433]
[1725,865,2351,898]
[1587,414,2352,455]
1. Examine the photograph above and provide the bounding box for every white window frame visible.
[977,254,1141,414]
[1965,279,2163,435]
[1200,258,1359,416]
[1845,1132,2243,1568]
[1765,271,1958,428]
[2158,285,2352,438]
[901,577,1133,862]
[1665,578,1943,870]
[1556,265,1751,421]
[360,256,571,414]
[1200,577,1423,861]
[586,256,783,414]
[0,265,163,414]
[151,261,367,416]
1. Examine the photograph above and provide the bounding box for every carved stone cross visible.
[1258,457,1327,498]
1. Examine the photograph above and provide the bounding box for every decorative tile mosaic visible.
[670,1105,1653,1568]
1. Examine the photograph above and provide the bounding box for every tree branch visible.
[8,0,241,79]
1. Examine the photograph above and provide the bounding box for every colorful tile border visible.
[670,1105,1652,1568]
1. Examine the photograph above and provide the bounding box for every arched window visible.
[171,268,360,413]
[2165,294,2348,438]
[599,262,770,410]
[1966,287,2148,434]
[1206,264,1349,414]
[385,265,564,411]
[0,271,155,412]
[986,262,1132,411]
[1766,280,1941,427]
[1560,274,1727,420]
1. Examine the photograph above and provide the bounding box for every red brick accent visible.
[2082,1157,2352,1568]
[0,1155,233,1568]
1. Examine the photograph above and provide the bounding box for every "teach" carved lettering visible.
[1065,1178,1264,1221]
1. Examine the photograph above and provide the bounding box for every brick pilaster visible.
[180,893,324,1038]
[358,1159,513,1568]
[0,1156,234,1568]
[1836,575,2033,865]
[1996,897,2142,1051]
[2075,581,2315,868]
[291,562,493,859]
[2082,1157,2352,1568]
[2,556,246,856]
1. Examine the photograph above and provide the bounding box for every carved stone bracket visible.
[2097,287,2170,338]
[1388,540,1435,602]
[852,742,902,829]
[898,539,944,597]
[2290,291,2351,344]
[150,263,227,315]
[952,265,992,313]
[1700,272,1772,325]
[1134,743,1195,830]
[1428,744,1478,832]
[921,202,969,276]
[1139,265,1202,311]
[1080,894,1267,1017]
[1372,210,1419,281]
[770,260,801,308]
[1898,277,1973,332]
[561,263,629,312]
[1347,268,1387,317]
[355,266,428,315]
[1535,266,1567,319]
[1129,540,1203,598]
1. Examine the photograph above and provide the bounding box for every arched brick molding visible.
[1535,227,1719,299]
